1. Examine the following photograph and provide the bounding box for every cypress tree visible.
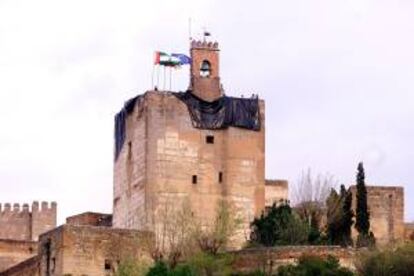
[355,162,374,247]
[355,162,369,234]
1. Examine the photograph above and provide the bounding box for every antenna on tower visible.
[202,26,211,41]
[188,17,192,41]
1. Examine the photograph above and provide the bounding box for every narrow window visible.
[219,172,223,183]
[192,175,197,184]
[206,135,214,144]
[127,141,132,160]
[104,260,111,271]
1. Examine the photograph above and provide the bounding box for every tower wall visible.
[113,91,265,247]
[113,96,147,229]
[350,186,404,246]
[31,202,57,241]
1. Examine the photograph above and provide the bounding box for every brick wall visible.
[190,40,221,101]
[66,212,112,227]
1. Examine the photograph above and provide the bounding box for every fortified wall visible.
[0,202,56,242]
[350,186,404,246]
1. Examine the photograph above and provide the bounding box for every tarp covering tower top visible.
[114,91,261,160]
[174,91,260,130]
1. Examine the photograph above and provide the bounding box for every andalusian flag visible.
[154,51,191,67]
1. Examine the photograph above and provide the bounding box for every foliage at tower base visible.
[249,200,318,247]
[356,232,376,248]
[326,185,354,247]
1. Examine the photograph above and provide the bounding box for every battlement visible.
[0,201,56,214]
[191,39,219,50]
[0,201,57,242]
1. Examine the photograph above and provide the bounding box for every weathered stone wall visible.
[405,223,414,241]
[0,240,37,272]
[35,225,153,276]
[0,204,31,241]
[113,95,147,230]
[265,180,289,208]
[66,212,112,227]
[0,202,56,242]
[0,256,39,276]
[350,186,404,246]
[31,201,57,241]
[231,246,355,274]
[113,90,265,247]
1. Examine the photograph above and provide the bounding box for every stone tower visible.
[113,40,265,247]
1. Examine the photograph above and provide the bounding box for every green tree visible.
[326,185,354,247]
[326,188,342,245]
[277,255,354,276]
[340,185,354,247]
[250,201,309,246]
[354,162,375,247]
[195,200,241,254]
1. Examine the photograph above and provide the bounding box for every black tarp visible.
[114,91,260,160]
[174,91,261,131]
[114,95,141,160]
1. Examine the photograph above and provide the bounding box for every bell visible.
[200,60,211,72]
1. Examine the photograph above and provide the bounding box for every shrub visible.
[355,243,414,276]
[115,257,151,276]
[146,252,233,276]
[250,201,309,247]
[277,255,354,276]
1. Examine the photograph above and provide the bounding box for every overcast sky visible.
[1,0,413,223]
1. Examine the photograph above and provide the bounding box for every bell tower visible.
[190,40,222,101]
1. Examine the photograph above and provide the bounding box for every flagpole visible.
[188,17,192,41]
[163,66,166,91]
[151,65,155,89]
[157,65,160,89]
[169,67,172,91]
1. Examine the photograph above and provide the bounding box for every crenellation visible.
[0,201,56,242]
[22,204,29,213]
[191,40,219,50]
[4,204,11,212]
[31,201,39,212]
